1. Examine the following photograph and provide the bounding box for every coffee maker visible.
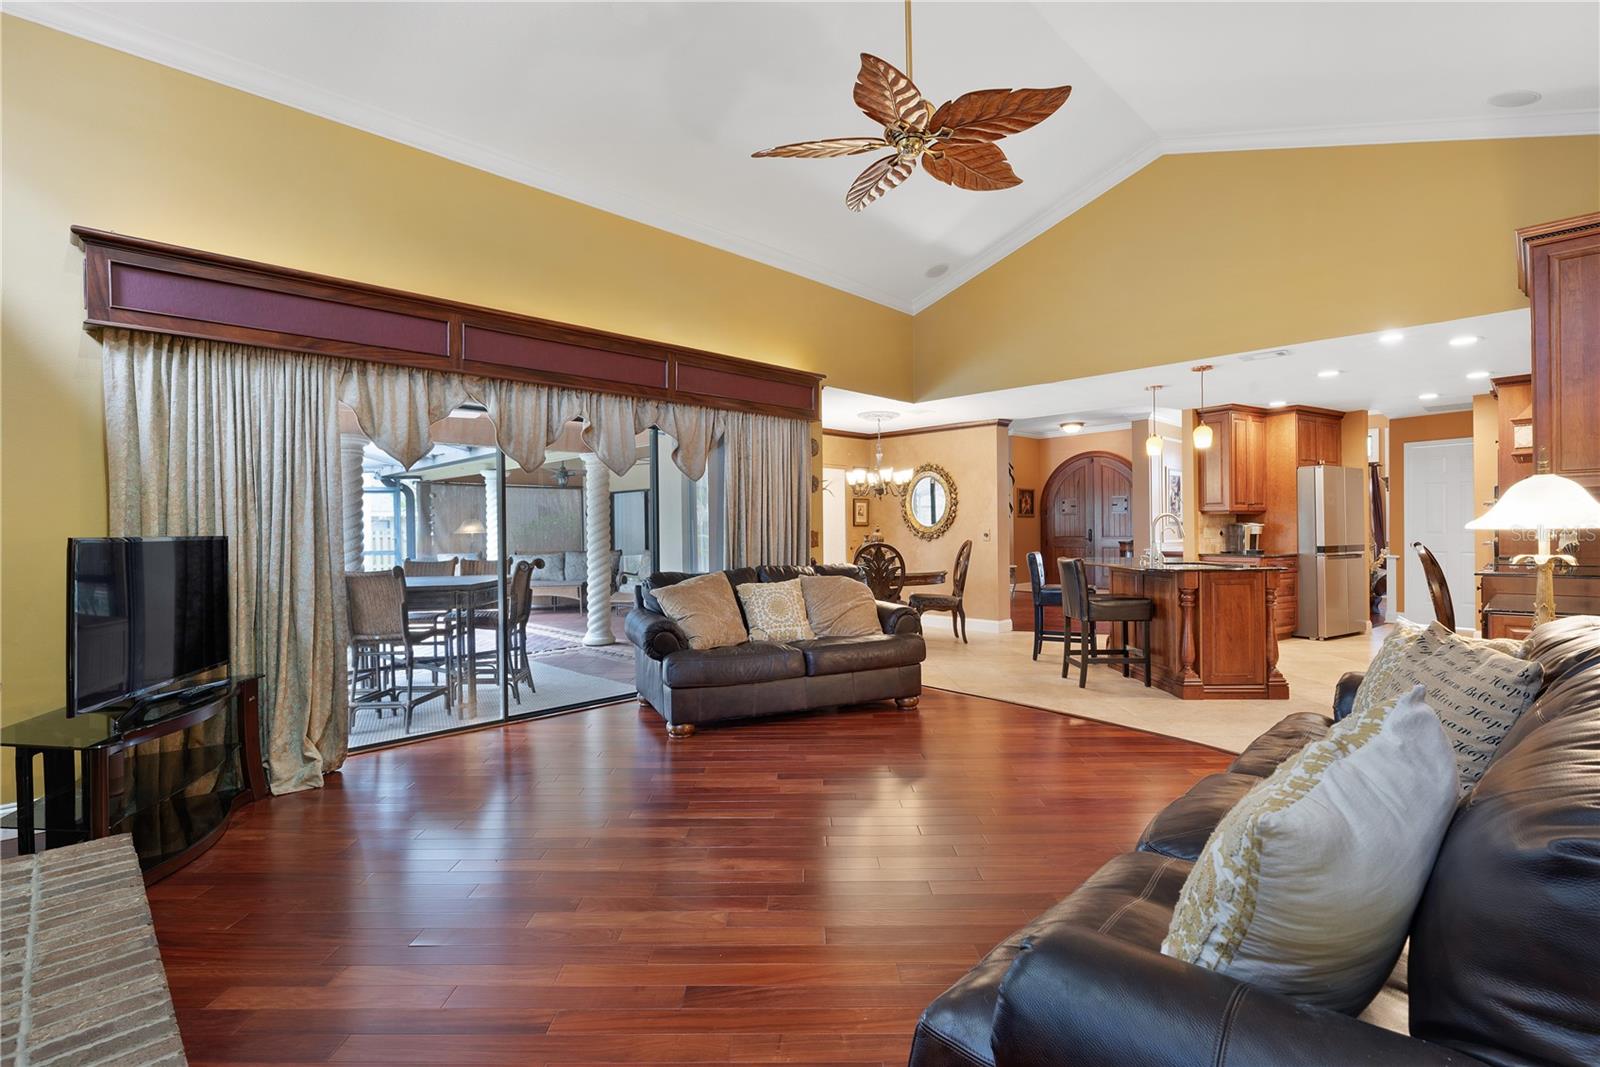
[1221,522,1266,555]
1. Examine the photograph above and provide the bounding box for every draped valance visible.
[337,361,733,481]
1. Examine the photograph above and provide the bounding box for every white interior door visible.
[822,467,847,565]
[1402,438,1475,629]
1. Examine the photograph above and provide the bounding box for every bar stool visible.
[1058,557,1154,688]
[1026,551,1065,661]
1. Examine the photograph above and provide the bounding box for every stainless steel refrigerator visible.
[1296,466,1368,639]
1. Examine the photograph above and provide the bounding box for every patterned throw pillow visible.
[799,575,880,638]
[1162,685,1457,1014]
[735,579,815,643]
[651,573,747,651]
[1352,621,1542,791]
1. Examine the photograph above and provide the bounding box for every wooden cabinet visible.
[1295,413,1343,467]
[1485,613,1536,642]
[1198,406,1266,513]
[1518,213,1600,491]
[1200,553,1298,638]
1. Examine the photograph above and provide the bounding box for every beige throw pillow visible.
[735,579,815,643]
[1352,620,1542,791]
[800,575,881,638]
[651,573,747,651]
[1162,684,1457,1014]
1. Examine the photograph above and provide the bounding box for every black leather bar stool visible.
[1026,551,1065,661]
[1058,557,1154,688]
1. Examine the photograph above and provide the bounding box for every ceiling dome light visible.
[1418,392,1440,401]
[1059,421,1084,435]
[1317,369,1341,379]
[924,263,949,278]
[1466,370,1491,381]
[1378,331,1405,345]
[1488,90,1542,108]
[1449,335,1481,347]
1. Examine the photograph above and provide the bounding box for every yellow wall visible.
[0,17,912,800]
[914,137,1600,401]
[823,427,1012,624]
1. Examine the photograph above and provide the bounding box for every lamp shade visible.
[1465,474,1600,531]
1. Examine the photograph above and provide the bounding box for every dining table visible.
[404,574,500,704]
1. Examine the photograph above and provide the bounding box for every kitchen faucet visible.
[1142,512,1185,568]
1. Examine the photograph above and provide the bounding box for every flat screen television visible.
[67,536,230,717]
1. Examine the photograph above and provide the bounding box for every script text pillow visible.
[1352,621,1541,791]
[1162,685,1457,1014]
[799,575,881,638]
[651,573,747,651]
[735,579,815,643]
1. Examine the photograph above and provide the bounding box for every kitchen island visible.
[1079,558,1289,700]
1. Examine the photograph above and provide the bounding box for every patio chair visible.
[346,567,453,734]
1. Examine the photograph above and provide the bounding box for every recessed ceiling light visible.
[1268,400,1288,408]
[1466,370,1491,380]
[1449,335,1481,347]
[1317,369,1341,379]
[925,263,949,279]
[1418,392,1440,401]
[1489,90,1542,109]
[1059,421,1084,435]
[1378,331,1405,345]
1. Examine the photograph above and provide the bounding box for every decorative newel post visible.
[582,454,616,647]
[481,466,501,561]
[340,434,366,572]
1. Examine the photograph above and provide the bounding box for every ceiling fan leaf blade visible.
[922,141,1020,191]
[931,85,1072,141]
[752,137,890,159]
[845,153,915,212]
[854,53,935,132]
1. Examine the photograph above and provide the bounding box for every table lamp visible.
[1466,471,1600,627]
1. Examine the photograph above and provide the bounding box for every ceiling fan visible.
[753,0,1071,212]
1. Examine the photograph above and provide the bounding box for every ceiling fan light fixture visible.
[751,1,1072,211]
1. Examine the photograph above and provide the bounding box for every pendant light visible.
[1144,385,1164,458]
[1191,365,1214,451]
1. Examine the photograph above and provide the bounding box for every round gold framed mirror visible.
[902,463,957,541]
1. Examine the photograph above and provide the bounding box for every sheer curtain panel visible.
[103,330,349,794]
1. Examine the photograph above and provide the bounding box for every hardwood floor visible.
[151,690,1232,1065]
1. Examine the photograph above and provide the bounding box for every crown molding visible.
[13,3,1598,320]
[1159,109,1600,156]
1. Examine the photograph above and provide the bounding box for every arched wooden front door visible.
[1041,452,1134,567]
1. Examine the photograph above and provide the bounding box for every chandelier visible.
[847,411,914,498]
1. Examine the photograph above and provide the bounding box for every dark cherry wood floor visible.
[151,690,1230,1066]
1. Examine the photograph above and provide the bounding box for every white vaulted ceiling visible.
[11,2,1598,312]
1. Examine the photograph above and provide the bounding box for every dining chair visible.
[346,567,453,734]
[1412,541,1455,632]
[1026,551,1065,661]
[909,540,973,643]
[403,557,458,576]
[853,542,907,602]
[457,558,505,576]
[1058,557,1154,688]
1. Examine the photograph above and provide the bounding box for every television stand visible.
[1,676,265,882]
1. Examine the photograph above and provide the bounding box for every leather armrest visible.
[992,928,1480,1067]
[1333,671,1364,721]
[878,600,921,636]
[624,608,687,660]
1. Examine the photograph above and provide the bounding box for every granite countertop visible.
[1077,557,1286,572]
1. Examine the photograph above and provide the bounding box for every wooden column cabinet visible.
[1197,406,1267,513]
[1518,212,1600,491]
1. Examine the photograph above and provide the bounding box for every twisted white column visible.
[481,466,502,561]
[582,454,616,646]
[339,433,367,572]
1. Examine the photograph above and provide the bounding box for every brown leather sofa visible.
[911,615,1600,1067]
[626,564,925,736]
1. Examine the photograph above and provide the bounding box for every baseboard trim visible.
[961,618,1013,634]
